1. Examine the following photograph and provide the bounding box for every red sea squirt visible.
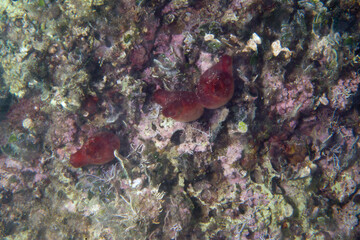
[153,89,204,122]
[196,55,234,109]
[153,55,234,122]
[70,132,120,168]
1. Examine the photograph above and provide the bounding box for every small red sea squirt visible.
[196,55,234,109]
[153,89,204,122]
[70,132,120,168]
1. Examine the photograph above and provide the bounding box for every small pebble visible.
[22,118,34,129]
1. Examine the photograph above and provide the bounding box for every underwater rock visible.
[70,132,120,168]
[329,72,360,111]
[2,0,360,239]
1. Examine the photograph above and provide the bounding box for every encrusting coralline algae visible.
[1,0,360,239]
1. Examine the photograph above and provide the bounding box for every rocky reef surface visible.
[1,0,360,239]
